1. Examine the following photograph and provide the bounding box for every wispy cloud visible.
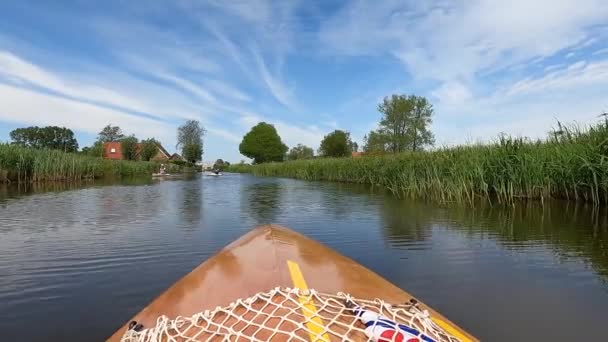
[0,84,173,143]
[592,47,608,56]
[321,0,608,81]
[0,52,151,114]
[1,0,608,162]
[320,0,608,144]
[251,45,297,110]
[207,127,242,143]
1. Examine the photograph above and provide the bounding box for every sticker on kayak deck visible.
[353,306,436,342]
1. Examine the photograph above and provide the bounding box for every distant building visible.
[102,141,171,161]
[169,153,184,161]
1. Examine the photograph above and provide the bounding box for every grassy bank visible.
[229,122,608,205]
[0,144,187,183]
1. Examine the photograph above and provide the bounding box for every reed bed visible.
[228,122,608,205]
[0,144,157,183]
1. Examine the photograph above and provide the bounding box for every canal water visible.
[0,174,607,341]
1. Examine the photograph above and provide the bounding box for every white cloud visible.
[506,60,608,97]
[0,51,151,114]
[0,51,212,122]
[321,0,608,147]
[202,78,251,102]
[321,0,608,81]
[431,81,472,106]
[0,84,175,146]
[544,64,565,72]
[592,47,608,56]
[432,59,608,145]
[207,127,241,143]
[252,46,297,110]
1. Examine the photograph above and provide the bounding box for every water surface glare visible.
[0,174,607,341]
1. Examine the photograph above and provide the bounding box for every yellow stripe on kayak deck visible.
[433,317,473,342]
[286,260,330,342]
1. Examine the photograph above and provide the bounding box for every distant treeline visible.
[236,94,435,164]
[228,121,608,205]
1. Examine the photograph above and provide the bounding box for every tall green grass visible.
[228,122,608,205]
[0,144,158,183]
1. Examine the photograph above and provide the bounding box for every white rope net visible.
[121,287,462,342]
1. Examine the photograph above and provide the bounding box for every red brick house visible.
[103,141,171,161]
[103,142,123,160]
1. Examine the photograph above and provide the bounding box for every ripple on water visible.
[0,176,608,341]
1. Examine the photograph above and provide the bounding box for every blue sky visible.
[1,1,607,162]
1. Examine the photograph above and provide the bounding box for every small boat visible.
[109,225,477,342]
[151,173,172,177]
[204,172,222,176]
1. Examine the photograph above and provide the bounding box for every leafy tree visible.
[139,138,158,161]
[81,141,104,157]
[287,144,314,160]
[363,131,390,153]
[120,135,138,160]
[407,96,435,151]
[319,130,352,158]
[183,143,202,164]
[10,126,79,152]
[239,122,288,163]
[374,94,435,152]
[350,141,359,153]
[213,159,231,171]
[98,124,124,142]
[177,120,205,163]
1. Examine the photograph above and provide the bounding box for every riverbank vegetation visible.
[229,121,608,205]
[0,143,157,183]
[231,92,608,205]
[1,120,205,183]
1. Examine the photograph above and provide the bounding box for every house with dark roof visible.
[169,153,184,161]
[102,141,171,161]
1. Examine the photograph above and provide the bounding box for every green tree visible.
[98,124,124,142]
[121,135,138,160]
[363,130,390,153]
[287,144,314,160]
[213,159,231,171]
[81,141,104,157]
[139,138,158,161]
[407,96,435,151]
[10,126,79,152]
[318,130,352,157]
[239,122,288,163]
[374,94,435,152]
[183,143,202,164]
[177,120,205,163]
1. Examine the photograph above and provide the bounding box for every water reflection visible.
[0,177,155,204]
[241,180,284,224]
[442,202,608,279]
[1,174,607,341]
[178,178,203,228]
[380,198,433,246]
[217,250,243,279]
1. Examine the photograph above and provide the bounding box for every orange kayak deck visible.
[108,224,478,341]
